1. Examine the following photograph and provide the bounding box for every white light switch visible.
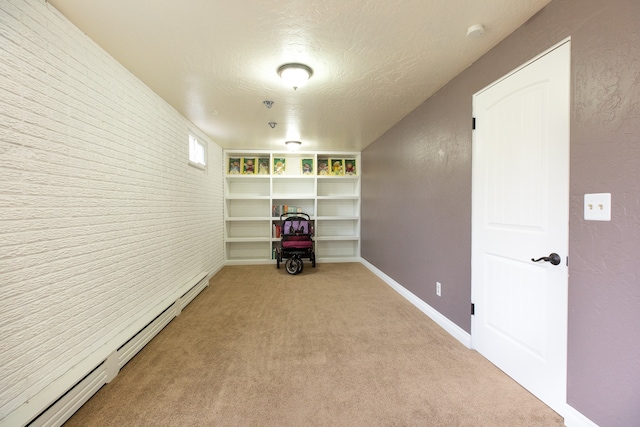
[584,193,611,221]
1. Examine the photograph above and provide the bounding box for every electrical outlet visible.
[436,281,442,297]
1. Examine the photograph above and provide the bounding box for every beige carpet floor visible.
[63,263,563,426]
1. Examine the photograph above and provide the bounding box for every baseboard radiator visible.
[15,273,211,427]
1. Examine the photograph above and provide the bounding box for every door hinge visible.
[471,303,475,315]
[472,117,476,130]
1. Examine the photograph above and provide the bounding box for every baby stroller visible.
[276,212,316,274]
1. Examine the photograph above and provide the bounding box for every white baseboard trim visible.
[360,259,601,427]
[563,404,599,427]
[360,258,471,349]
[0,271,215,427]
[224,257,360,266]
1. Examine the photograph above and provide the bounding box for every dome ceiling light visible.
[277,63,313,90]
[285,140,302,151]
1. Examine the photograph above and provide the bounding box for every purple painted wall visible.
[361,0,640,425]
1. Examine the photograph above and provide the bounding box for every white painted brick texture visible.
[0,0,224,420]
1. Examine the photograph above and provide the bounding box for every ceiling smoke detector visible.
[467,24,485,38]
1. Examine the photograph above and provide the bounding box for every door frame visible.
[470,36,571,414]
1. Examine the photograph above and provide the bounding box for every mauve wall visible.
[361,0,640,425]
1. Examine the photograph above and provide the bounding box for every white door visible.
[471,40,570,416]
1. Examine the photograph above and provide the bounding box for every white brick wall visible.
[0,0,224,421]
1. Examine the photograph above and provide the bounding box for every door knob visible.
[531,253,561,265]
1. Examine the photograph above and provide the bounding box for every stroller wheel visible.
[311,252,316,267]
[298,258,304,273]
[285,258,300,275]
[276,256,280,269]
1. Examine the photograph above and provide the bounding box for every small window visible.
[189,134,206,168]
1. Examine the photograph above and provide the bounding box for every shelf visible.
[315,216,358,220]
[317,177,359,198]
[273,177,314,196]
[225,175,270,180]
[225,241,272,261]
[226,199,270,218]
[225,175,270,198]
[224,151,360,263]
[315,236,359,241]
[316,240,359,258]
[225,195,271,200]
[271,194,316,200]
[316,218,358,241]
[316,195,359,200]
[225,216,271,221]
[225,220,270,239]
[271,198,315,217]
[317,199,359,217]
[225,237,272,243]
[272,216,317,221]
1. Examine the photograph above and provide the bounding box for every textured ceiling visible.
[48,0,552,152]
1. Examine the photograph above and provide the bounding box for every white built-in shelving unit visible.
[224,150,361,265]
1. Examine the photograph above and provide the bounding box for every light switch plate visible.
[584,193,611,221]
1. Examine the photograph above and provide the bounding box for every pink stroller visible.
[276,213,316,274]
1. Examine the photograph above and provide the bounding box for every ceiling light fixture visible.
[285,140,302,151]
[277,63,313,90]
[467,24,485,38]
